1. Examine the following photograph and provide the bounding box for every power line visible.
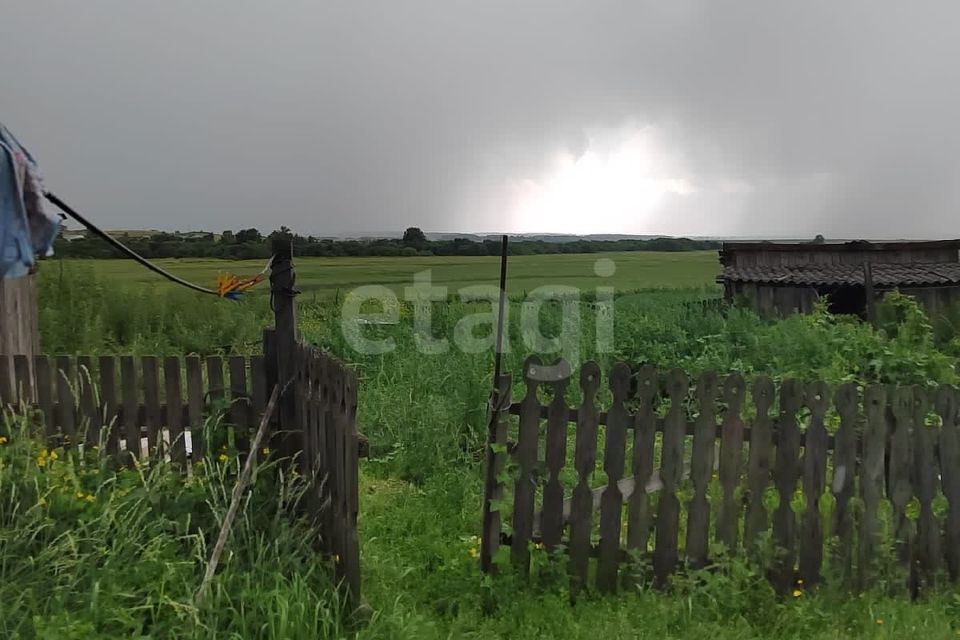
[44,191,219,296]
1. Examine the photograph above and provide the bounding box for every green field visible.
[71,250,721,295]
[5,253,960,638]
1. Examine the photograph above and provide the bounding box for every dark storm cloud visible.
[2,1,958,238]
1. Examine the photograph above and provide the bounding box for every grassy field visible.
[65,250,721,295]
[5,253,960,638]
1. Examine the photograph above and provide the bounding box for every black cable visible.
[44,191,219,296]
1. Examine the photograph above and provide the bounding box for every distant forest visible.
[54,226,719,260]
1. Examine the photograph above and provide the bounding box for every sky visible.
[2,1,959,239]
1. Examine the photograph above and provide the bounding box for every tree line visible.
[54,226,719,260]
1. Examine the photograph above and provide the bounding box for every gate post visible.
[269,235,301,458]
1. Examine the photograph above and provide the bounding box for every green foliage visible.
[37,263,270,355]
[0,411,351,639]
[614,293,957,385]
[54,227,719,260]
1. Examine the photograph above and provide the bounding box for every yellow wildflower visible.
[0,436,8,445]
[261,447,270,456]
[85,494,95,503]
[468,547,479,559]
[792,589,802,598]
[218,453,228,463]
[76,491,85,500]
[49,450,59,461]
[876,619,884,625]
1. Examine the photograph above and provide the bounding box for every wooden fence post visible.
[270,236,300,458]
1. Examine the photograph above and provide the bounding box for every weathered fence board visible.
[860,384,887,587]
[771,379,803,595]
[482,359,960,599]
[799,381,829,588]
[626,365,658,556]
[541,372,570,551]
[597,363,630,592]
[831,382,858,578]
[939,385,960,582]
[745,376,775,553]
[569,361,601,591]
[716,373,745,552]
[686,371,718,570]
[512,357,542,575]
[913,387,940,588]
[143,356,161,455]
[165,357,186,465]
[653,369,688,587]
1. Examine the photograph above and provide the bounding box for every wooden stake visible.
[864,261,877,326]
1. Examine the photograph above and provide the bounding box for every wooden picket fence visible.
[480,356,960,597]
[0,339,361,602]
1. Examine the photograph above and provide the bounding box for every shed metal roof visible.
[720,239,960,253]
[719,262,960,286]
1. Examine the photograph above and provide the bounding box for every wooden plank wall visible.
[481,359,960,598]
[0,275,39,400]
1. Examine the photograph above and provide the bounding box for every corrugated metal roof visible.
[720,262,960,286]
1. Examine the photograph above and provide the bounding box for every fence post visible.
[270,236,300,459]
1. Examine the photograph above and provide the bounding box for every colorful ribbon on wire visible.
[215,256,273,300]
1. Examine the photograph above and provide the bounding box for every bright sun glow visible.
[508,126,697,235]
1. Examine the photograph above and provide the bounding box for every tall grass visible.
[0,409,355,639]
[37,263,270,355]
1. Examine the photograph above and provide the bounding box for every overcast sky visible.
[3,1,959,239]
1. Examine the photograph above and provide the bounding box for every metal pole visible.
[493,235,509,379]
[481,235,509,573]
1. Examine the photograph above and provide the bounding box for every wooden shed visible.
[718,239,960,318]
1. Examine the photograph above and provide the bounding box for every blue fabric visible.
[0,123,59,279]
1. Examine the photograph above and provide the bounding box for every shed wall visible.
[0,275,39,356]
[0,275,39,401]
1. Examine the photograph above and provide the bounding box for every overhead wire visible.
[43,190,265,297]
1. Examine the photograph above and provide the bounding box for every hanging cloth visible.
[0,123,60,279]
